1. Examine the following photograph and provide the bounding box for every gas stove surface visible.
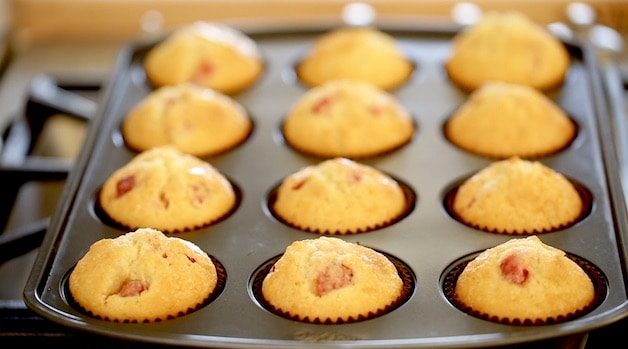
[0,44,116,340]
[0,43,118,298]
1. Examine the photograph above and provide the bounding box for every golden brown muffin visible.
[451,157,583,234]
[122,83,252,157]
[144,21,263,94]
[283,79,415,158]
[99,146,237,233]
[271,158,409,234]
[296,27,413,90]
[445,11,570,92]
[69,228,219,322]
[453,236,595,324]
[261,236,405,323]
[445,82,576,158]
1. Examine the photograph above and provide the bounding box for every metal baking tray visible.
[24,22,628,348]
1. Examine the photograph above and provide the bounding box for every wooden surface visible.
[6,0,628,47]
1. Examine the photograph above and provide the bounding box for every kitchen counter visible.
[5,0,628,47]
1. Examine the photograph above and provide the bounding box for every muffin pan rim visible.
[23,23,628,348]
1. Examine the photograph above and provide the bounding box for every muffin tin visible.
[24,22,628,348]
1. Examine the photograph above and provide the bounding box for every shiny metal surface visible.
[23,25,628,348]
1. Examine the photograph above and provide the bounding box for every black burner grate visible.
[0,75,98,260]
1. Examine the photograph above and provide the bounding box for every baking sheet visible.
[24,23,628,348]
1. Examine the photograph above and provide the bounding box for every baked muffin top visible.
[271,157,409,234]
[445,11,570,91]
[445,82,576,158]
[283,79,415,158]
[69,228,218,322]
[144,21,264,94]
[261,236,404,323]
[296,26,413,90]
[99,146,237,233]
[122,83,252,157]
[452,157,583,234]
[454,236,595,322]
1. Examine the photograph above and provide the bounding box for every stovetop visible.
[0,43,115,297]
[0,40,626,347]
[0,43,115,342]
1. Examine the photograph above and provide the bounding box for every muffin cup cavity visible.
[266,176,417,235]
[62,255,227,323]
[120,112,256,158]
[442,176,593,235]
[93,180,243,234]
[442,113,580,160]
[250,252,415,324]
[441,252,607,326]
[294,58,417,92]
[292,27,416,92]
[280,119,418,160]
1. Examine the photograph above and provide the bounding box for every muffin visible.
[450,236,598,325]
[445,82,576,158]
[445,11,570,92]
[270,157,411,234]
[296,27,413,90]
[99,146,237,233]
[450,157,584,234]
[282,79,415,158]
[122,83,252,157]
[260,236,407,323]
[69,228,222,322]
[144,21,263,94]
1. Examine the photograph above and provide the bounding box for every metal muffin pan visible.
[24,23,628,348]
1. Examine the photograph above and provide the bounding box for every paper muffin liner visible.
[267,179,416,235]
[442,253,607,326]
[252,253,415,324]
[65,255,227,323]
[94,184,242,234]
[443,179,593,235]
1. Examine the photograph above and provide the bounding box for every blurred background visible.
[1,0,627,47]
